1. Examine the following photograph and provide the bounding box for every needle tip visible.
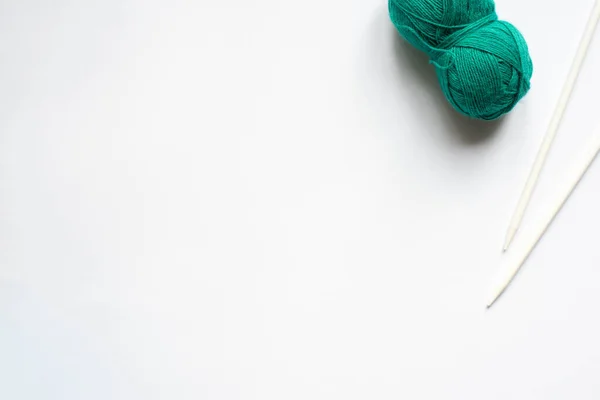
[503,226,517,252]
[486,284,504,308]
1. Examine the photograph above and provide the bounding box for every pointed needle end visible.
[503,226,517,253]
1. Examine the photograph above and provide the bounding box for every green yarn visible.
[389,0,533,120]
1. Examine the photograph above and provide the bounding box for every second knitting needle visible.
[489,130,600,307]
[503,0,600,251]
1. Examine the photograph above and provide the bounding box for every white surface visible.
[503,0,600,252]
[1,1,600,399]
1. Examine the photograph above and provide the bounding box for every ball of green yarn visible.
[389,0,533,120]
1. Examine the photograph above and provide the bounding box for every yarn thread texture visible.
[389,0,533,120]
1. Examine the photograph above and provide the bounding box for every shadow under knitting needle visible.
[390,31,506,145]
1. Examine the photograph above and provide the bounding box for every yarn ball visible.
[389,0,533,120]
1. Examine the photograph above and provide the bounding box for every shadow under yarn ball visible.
[389,0,533,120]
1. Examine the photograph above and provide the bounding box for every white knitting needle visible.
[489,130,600,307]
[503,0,600,252]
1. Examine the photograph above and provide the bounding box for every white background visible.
[2,0,600,399]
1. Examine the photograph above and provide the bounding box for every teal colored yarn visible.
[389,0,533,120]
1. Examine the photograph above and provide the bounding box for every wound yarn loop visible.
[389,0,533,120]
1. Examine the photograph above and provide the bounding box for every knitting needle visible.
[503,0,600,252]
[489,130,600,307]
